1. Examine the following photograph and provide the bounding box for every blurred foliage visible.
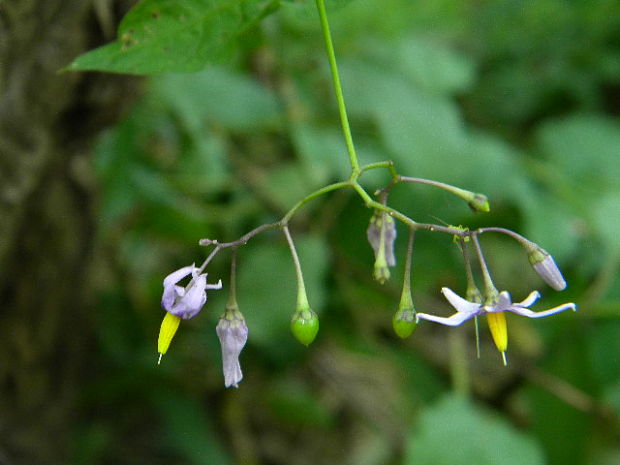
[75,0,620,464]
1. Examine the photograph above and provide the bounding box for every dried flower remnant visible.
[368,211,397,284]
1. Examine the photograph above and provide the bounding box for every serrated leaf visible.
[67,0,280,74]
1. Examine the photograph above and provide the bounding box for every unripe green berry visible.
[291,308,319,346]
[392,307,417,339]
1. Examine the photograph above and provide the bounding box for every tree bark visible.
[0,1,138,463]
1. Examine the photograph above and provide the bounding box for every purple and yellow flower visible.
[416,287,576,364]
[158,264,222,363]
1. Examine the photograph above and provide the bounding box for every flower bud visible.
[290,308,319,346]
[216,303,248,388]
[392,307,417,339]
[157,312,181,364]
[467,193,490,213]
[527,245,567,291]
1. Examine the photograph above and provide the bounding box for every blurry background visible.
[2,0,620,464]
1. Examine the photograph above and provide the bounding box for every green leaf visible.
[292,123,351,186]
[67,0,280,74]
[593,191,620,254]
[151,390,232,465]
[537,115,620,186]
[394,36,476,95]
[405,395,545,465]
[151,67,281,130]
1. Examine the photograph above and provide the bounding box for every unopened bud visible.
[392,307,417,339]
[467,193,490,213]
[216,303,248,388]
[526,245,567,291]
[157,312,181,364]
[291,308,319,346]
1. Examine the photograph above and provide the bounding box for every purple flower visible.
[161,264,222,320]
[216,306,248,388]
[416,287,576,326]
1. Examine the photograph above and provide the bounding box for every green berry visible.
[392,308,417,339]
[291,308,319,346]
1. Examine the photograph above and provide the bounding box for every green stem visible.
[227,248,238,308]
[472,234,498,299]
[361,161,398,179]
[399,229,415,309]
[282,181,352,223]
[315,0,359,176]
[399,176,473,198]
[283,225,310,310]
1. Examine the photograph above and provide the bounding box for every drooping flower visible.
[161,264,222,320]
[157,264,223,364]
[216,304,248,388]
[416,287,576,363]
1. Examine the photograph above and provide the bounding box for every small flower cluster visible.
[155,182,576,387]
[366,210,576,364]
[157,263,248,388]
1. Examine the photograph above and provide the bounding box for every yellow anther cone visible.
[158,312,181,363]
[487,312,508,365]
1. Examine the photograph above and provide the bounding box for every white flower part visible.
[415,287,483,326]
[416,287,576,327]
[533,255,567,291]
[216,312,248,388]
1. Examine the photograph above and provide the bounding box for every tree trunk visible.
[0,1,138,463]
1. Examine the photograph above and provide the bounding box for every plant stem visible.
[282,181,352,223]
[227,248,238,307]
[315,0,359,176]
[283,225,310,310]
[399,229,415,309]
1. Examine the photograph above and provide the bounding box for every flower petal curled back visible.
[442,287,483,314]
[506,302,577,318]
[415,287,483,326]
[175,273,207,319]
[490,290,576,318]
[416,310,480,326]
[161,265,221,320]
[216,315,248,388]
[161,265,196,311]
